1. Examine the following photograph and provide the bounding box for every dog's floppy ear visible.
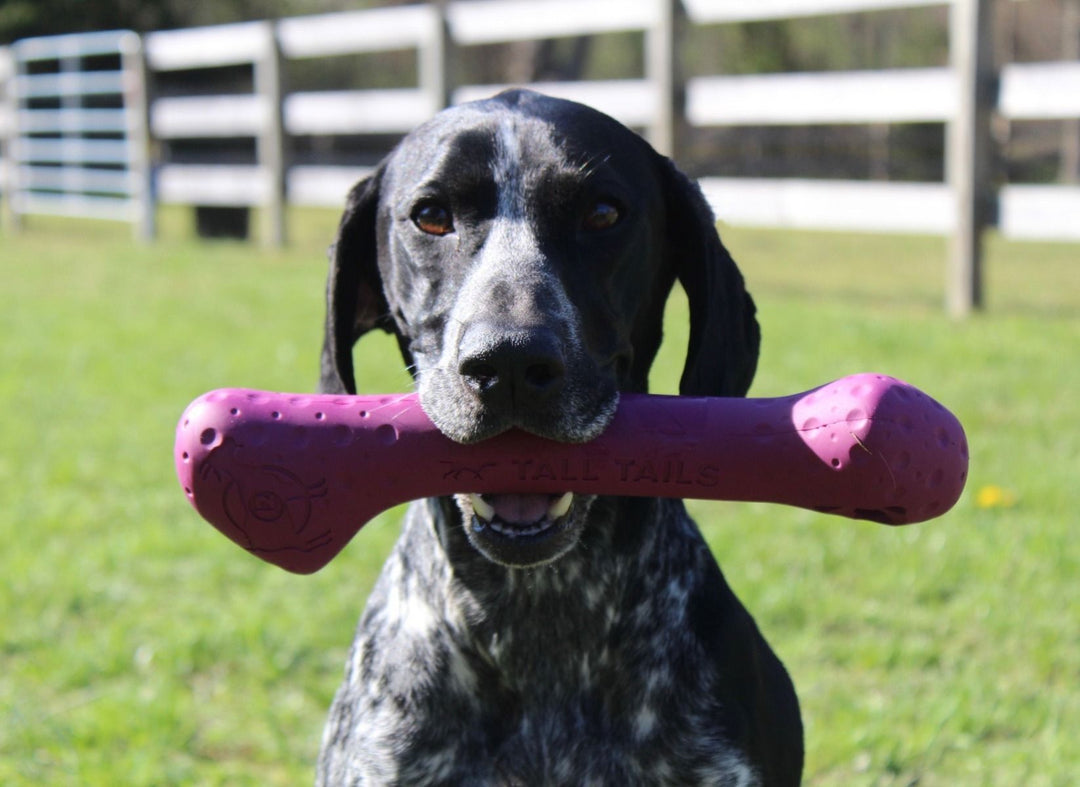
[661,160,761,398]
[319,169,392,395]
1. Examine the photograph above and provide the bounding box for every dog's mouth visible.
[456,491,584,567]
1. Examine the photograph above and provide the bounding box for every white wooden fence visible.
[1,0,1078,315]
[141,0,675,247]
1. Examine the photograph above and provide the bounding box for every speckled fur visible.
[319,496,788,786]
[316,90,803,785]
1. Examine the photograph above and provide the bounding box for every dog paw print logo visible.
[199,459,331,556]
[441,461,496,482]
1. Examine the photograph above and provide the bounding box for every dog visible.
[315,89,803,786]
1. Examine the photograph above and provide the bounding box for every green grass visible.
[1,210,1076,785]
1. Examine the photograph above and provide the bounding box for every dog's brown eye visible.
[582,200,621,232]
[413,204,454,236]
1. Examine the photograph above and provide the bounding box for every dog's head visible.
[321,89,758,567]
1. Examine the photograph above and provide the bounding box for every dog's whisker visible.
[575,151,612,180]
[358,394,416,418]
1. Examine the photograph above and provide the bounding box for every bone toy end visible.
[175,374,968,574]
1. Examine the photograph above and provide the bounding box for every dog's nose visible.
[458,324,566,409]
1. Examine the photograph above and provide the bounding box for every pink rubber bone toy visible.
[175,373,968,574]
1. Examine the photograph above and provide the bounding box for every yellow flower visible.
[975,485,1018,509]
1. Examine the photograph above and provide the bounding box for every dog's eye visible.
[582,199,622,232]
[412,203,454,236]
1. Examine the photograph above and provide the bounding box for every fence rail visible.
[687,68,956,126]
[1,0,1078,315]
[683,0,948,21]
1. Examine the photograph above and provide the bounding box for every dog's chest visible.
[338,510,759,785]
[393,637,755,786]
[415,701,754,786]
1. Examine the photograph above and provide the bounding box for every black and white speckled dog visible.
[316,89,803,786]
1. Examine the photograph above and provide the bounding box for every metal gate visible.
[7,30,152,238]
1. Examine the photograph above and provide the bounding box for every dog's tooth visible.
[470,493,495,521]
[548,492,573,519]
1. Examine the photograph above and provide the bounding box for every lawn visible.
[1,210,1076,785]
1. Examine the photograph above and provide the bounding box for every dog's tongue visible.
[486,493,552,524]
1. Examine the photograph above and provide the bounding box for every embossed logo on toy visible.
[198,455,331,555]
[611,456,721,487]
[617,400,718,487]
[441,461,497,482]
[510,457,602,482]
[437,454,721,488]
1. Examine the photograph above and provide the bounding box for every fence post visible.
[255,21,286,248]
[424,0,454,112]
[1061,0,1080,182]
[947,0,994,317]
[120,32,155,242]
[647,0,680,159]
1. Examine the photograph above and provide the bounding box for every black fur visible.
[316,89,802,786]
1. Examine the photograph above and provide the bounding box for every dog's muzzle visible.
[456,490,591,567]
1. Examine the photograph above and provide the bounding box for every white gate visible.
[7,30,151,238]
